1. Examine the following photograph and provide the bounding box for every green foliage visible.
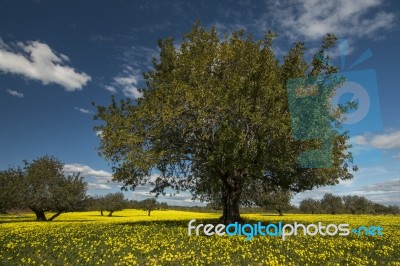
[94,22,356,223]
[0,168,24,213]
[299,198,321,214]
[342,195,372,214]
[250,188,292,215]
[0,155,87,221]
[96,192,127,216]
[139,198,158,216]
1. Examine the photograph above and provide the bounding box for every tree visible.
[140,198,158,216]
[342,195,372,214]
[97,192,127,216]
[1,155,87,221]
[0,168,24,213]
[321,193,344,214]
[251,188,292,216]
[299,198,321,214]
[93,23,356,223]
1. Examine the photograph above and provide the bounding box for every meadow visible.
[0,210,399,265]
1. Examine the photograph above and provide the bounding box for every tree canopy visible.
[0,155,87,221]
[94,23,356,223]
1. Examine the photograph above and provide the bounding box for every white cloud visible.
[394,154,400,160]
[6,89,24,98]
[0,39,91,90]
[354,131,400,149]
[74,106,91,114]
[112,66,143,99]
[352,178,400,205]
[104,85,117,93]
[88,183,112,190]
[63,164,112,180]
[96,130,103,138]
[266,0,395,40]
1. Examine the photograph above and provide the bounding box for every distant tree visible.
[206,201,223,212]
[140,198,158,216]
[321,193,344,214]
[371,203,388,215]
[299,198,321,214]
[387,205,400,215]
[1,155,87,221]
[371,203,399,215]
[158,202,168,210]
[127,199,141,209]
[342,195,372,214]
[251,188,292,216]
[98,192,127,216]
[0,168,24,213]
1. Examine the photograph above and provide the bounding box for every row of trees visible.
[206,191,399,216]
[299,194,400,215]
[86,193,164,216]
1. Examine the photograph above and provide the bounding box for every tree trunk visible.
[100,210,103,216]
[30,207,47,221]
[219,173,243,224]
[148,210,151,216]
[48,211,63,221]
[108,211,114,217]
[278,209,283,216]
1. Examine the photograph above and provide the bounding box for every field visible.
[1,210,399,265]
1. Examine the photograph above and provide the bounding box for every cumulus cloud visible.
[6,89,24,98]
[354,131,400,149]
[266,0,395,40]
[64,164,112,181]
[0,39,91,90]
[88,183,112,190]
[352,178,400,205]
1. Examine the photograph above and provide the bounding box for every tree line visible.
[299,193,400,215]
[2,155,398,220]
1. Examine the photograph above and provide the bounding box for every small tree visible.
[299,198,321,214]
[140,198,158,216]
[321,193,344,214]
[342,195,372,214]
[1,155,87,221]
[98,192,126,216]
[251,188,292,216]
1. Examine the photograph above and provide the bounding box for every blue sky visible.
[0,0,399,206]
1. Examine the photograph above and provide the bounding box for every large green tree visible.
[94,23,355,223]
[1,155,87,221]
